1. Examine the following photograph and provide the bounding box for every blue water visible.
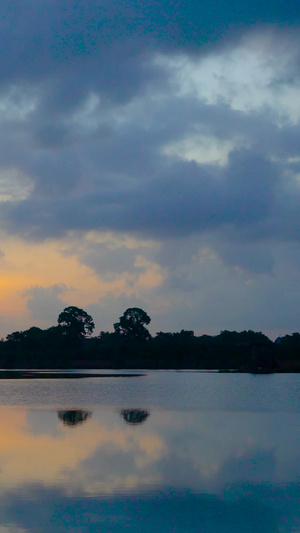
[0,371,299,532]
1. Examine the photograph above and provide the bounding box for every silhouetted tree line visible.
[0,306,298,371]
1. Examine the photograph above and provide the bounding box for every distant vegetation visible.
[0,306,299,371]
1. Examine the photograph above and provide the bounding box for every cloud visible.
[23,284,67,322]
[78,244,147,281]
[2,146,282,243]
[0,32,299,250]
[0,0,299,336]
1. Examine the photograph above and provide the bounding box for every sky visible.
[0,0,300,339]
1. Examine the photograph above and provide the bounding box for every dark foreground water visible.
[0,371,299,532]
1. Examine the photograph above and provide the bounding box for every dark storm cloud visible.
[1,0,299,84]
[0,0,298,122]
[0,0,299,276]
[1,80,299,253]
[2,147,282,241]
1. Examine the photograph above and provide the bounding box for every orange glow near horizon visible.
[0,233,165,337]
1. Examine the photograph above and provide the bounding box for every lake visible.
[0,371,299,532]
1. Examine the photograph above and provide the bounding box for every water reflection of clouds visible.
[2,409,300,492]
[0,407,299,531]
[0,407,166,493]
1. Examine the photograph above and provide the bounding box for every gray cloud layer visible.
[0,2,298,244]
[0,0,300,334]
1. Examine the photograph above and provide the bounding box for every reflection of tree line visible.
[57,410,92,427]
[57,408,150,427]
[120,409,150,425]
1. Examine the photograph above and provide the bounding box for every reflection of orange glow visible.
[0,408,166,494]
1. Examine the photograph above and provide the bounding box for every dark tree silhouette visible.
[6,327,44,344]
[58,306,95,339]
[57,409,92,427]
[114,308,151,341]
[120,408,150,425]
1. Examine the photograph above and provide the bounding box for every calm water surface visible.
[0,371,299,532]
